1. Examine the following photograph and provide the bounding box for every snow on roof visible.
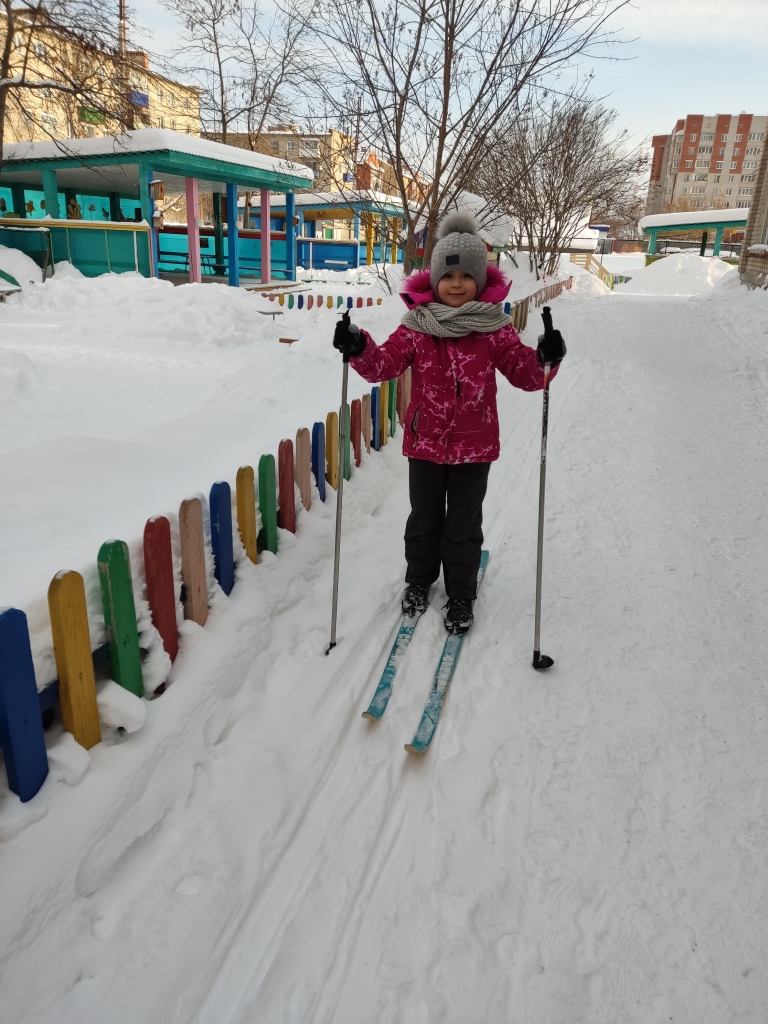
[639,207,749,231]
[260,190,408,209]
[414,191,516,248]
[3,129,314,182]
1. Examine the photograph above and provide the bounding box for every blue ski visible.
[405,550,490,754]
[362,611,425,720]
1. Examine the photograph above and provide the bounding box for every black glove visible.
[333,314,366,359]
[536,306,566,365]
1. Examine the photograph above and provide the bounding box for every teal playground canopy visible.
[0,129,314,285]
[639,207,749,257]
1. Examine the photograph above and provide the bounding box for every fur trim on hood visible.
[400,263,512,309]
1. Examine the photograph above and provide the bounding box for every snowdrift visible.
[0,244,40,288]
[616,252,736,296]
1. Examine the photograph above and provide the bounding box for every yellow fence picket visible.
[295,427,312,511]
[362,393,372,453]
[326,410,339,489]
[379,380,389,446]
[236,465,258,564]
[179,497,208,626]
[47,570,101,750]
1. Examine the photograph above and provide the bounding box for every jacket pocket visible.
[410,405,420,442]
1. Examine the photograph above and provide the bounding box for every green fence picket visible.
[97,539,143,697]
[258,454,278,554]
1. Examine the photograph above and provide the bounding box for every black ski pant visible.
[404,458,491,600]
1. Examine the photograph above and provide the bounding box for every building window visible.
[728,175,735,182]
[731,162,738,169]
[685,160,692,168]
[697,146,712,154]
[691,187,706,194]
[694,173,707,180]
[157,88,164,103]
[712,188,719,195]
[714,175,720,183]
[681,187,688,194]
[690,134,697,141]
[743,174,755,182]
[167,94,175,107]
[733,148,740,155]
[721,134,728,142]
[287,140,295,151]
[738,188,752,195]
[725,188,733,195]
[743,161,758,169]
[735,134,742,142]
[184,97,190,111]
[746,147,761,155]
[688,148,694,155]
[748,132,764,141]
[271,139,279,151]
[716,161,723,169]
[158,116,165,128]
[701,133,714,141]
[170,119,176,131]
[737,200,750,208]
[683,174,690,181]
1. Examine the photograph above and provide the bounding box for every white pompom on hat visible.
[430,211,488,296]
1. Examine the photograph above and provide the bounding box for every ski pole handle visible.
[541,305,553,335]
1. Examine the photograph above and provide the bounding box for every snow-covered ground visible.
[2,255,768,1023]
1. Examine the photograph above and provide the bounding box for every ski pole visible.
[327,311,351,654]
[533,306,555,670]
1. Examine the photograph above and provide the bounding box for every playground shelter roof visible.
[639,208,750,234]
[0,129,314,198]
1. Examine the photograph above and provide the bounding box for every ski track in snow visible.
[2,281,768,1022]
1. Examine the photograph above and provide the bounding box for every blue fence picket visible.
[210,480,235,596]
[298,294,304,309]
[371,386,381,451]
[0,608,49,802]
[347,296,353,308]
[312,421,326,502]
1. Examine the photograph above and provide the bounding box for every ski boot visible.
[444,598,474,635]
[402,584,430,617]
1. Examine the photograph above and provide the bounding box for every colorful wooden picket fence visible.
[267,292,384,311]
[0,275,574,803]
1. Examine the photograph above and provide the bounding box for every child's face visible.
[437,270,477,307]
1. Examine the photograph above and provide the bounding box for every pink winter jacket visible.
[350,264,558,464]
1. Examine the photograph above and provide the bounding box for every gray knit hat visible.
[430,211,488,296]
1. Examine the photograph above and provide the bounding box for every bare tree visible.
[300,0,630,270]
[475,91,647,275]
[0,0,135,166]
[160,0,307,150]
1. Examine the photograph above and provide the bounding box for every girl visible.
[333,212,566,634]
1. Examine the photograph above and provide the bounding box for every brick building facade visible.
[646,113,767,215]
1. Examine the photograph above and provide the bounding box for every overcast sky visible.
[129,0,768,151]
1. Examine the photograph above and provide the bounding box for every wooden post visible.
[48,570,101,749]
[212,191,225,274]
[351,399,362,467]
[278,439,296,533]
[42,167,60,218]
[362,393,372,453]
[342,403,352,481]
[285,191,296,281]
[179,497,208,626]
[388,377,397,437]
[236,465,258,563]
[260,188,271,283]
[379,381,389,446]
[143,516,179,662]
[391,218,399,263]
[366,214,374,265]
[0,608,49,801]
[295,428,312,511]
[226,182,240,287]
[371,386,380,450]
[185,177,202,283]
[326,410,339,489]
[311,422,326,502]
[210,481,235,596]
[97,540,143,697]
[258,454,278,553]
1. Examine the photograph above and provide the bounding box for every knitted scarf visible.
[401,300,511,338]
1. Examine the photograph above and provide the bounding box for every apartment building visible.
[646,113,766,215]
[1,7,200,145]
[219,126,355,192]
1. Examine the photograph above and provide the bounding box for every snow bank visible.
[0,244,41,288]
[615,252,736,296]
